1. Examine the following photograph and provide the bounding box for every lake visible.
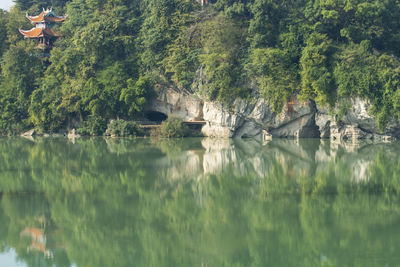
[0,137,399,266]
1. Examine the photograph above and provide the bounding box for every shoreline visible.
[10,133,396,144]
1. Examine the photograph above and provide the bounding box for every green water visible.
[0,137,400,267]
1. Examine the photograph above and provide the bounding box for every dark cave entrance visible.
[145,111,168,123]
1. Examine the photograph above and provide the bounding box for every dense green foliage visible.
[76,115,106,135]
[106,119,140,137]
[0,0,400,134]
[153,116,189,138]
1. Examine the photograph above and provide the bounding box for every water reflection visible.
[0,137,400,266]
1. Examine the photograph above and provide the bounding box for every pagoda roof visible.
[26,8,67,24]
[19,27,58,38]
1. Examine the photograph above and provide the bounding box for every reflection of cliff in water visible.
[0,138,399,194]
[0,137,398,193]
[142,138,397,188]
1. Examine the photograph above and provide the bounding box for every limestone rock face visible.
[201,123,235,138]
[270,98,315,128]
[67,129,80,139]
[341,97,377,133]
[315,113,331,138]
[201,100,245,138]
[235,121,262,138]
[146,87,204,121]
[21,129,35,137]
[318,97,400,141]
[330,123,372,141]
[147,88,400,139]
[201,97,318,138]
[340,97,400,137]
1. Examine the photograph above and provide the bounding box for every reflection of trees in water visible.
[0,138,399,266]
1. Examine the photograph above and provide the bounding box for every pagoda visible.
[19,8,67,56]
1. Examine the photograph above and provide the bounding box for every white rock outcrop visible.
[146,87,204,121]
[147,88,400,139]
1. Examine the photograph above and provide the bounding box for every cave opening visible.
[145,111,168,123]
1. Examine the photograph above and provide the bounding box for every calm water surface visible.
[0,137,400,266]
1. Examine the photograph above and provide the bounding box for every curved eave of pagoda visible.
[26,11,67,24]
[19,28,58,38]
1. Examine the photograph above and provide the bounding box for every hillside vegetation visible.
[0,0,399,135]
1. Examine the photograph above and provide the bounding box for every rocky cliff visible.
[146,87,400,140]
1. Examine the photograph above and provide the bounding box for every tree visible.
[248,47,299,112]
[0,41,44,134]
[248,0,282,49]
[120,75,153,115]
[14,0,70,11]
[300,33,335,106]
[0,10,8,60]
[137,0,194,73]
[198,13,248,102]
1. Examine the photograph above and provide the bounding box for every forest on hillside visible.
[0,0,399,135]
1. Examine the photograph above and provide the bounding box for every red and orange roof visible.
[26,8,67,24]
[19,27,58,38]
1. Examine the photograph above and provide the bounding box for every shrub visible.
[106,120,141,137]
[153,116,189,138]
[77,116,107,136]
